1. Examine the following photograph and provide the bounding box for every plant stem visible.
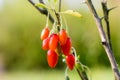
[28,0,54,23]
[101,0,112,50]
[86,0,120,80]
[72,47,89,80]
[54,0,62,32]
[76,66,88,80]
[59,0,62,12]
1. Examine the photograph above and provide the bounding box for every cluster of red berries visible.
[40,27,75,70]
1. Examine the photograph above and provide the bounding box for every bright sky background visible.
[0,0,3,11]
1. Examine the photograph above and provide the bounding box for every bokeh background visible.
[0,0,120,80]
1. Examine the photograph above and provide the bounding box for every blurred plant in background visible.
[0,0,120,72]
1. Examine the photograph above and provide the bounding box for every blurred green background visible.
[0,0,120,80]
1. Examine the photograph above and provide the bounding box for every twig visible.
[101,0,112,50]
[28,0,54,23]
[59,0,62,12]
[85,0,120,80]
[76,66,88,80]
[53,0,62,32]
[72,47,89,80]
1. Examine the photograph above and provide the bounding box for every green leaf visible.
[61,10,82,18]
[35,3,47,9]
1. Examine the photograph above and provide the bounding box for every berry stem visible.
[72,47,89,80]
[45,13,50,27]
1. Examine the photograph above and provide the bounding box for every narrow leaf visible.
[61,10,82,18]
[35,3,47,9]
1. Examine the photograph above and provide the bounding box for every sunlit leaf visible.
[35,3,47,9]
[61,10,82,18]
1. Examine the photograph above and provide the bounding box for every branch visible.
[76,66,88,80]
[59,0,62,12]
[85,0,120,80]
[101,0,112,50]
[28,0,54,23]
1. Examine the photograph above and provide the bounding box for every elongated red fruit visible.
[49,34,59,51]
[41,27,50,40]
[66,54,75,70]
[47,50,58,68]
[61,37,71,56]
[42,37,50,50]
[59,29,67,45]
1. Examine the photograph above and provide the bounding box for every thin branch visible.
[101,1,112,50]
[53,0,62,32]
[85,0,120,80]
[76,68,88,80]
[28,0,54,23]
[59,0,62,12]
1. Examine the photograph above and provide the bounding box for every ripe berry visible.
[49,34,59,51]
[66,54,75,70]
[59,29,67,45]
[42,37,50,50]
[61,37,71,56]
[47,50,58,68]
[41,27,50,40]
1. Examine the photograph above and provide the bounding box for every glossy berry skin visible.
[42,37,50,50]
[47,50,58,68]
[66,54,75,70]
[61,38,71,56]
[49,34,59,51]
[59,29,67,45]
[41,27,50,40]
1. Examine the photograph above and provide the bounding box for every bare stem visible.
[59,0,62,12]
[101,1,112,50]
[86,0,120,80]
[75,66,88,80]
[28,0,54,23]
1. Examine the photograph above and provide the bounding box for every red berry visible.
[47,50,58,68]
[61,38,71,56]
[42,37,50,50]
[59,29,67,45]
[49,34,59,51]
[66,54,75,70]
[41,27,50,40]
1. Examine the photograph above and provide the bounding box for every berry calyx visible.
[66,54,75,70]
[41,27,50,40]
[59,29,67,45]
[49,34,59,51]
[47,50,58,68]
[42,37,50,50]
[61,37,71,56]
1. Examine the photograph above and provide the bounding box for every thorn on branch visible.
[108,6,117,12]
